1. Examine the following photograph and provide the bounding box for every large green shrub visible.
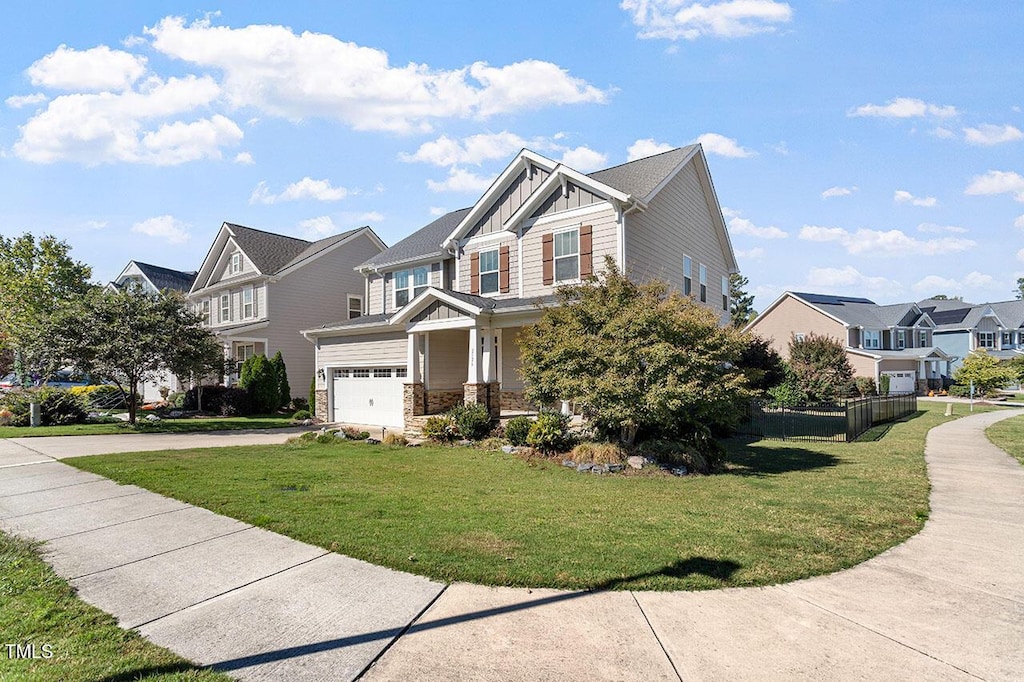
[309,376,316,418]
[504,416,532,446]
[270,351,290,409]
[0,387,87,426]
[878,373,891,396]
[421,415,458,443]
[238,354,278,414]
[448,402,492,440]
[788,333,855,401]
[526,410,571,454]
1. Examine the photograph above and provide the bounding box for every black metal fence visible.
[737,392,918,443]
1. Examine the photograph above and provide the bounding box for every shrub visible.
[421,415,458,443]
[526,410,571,454]
[290,397,309,412]
[342,426,370,440]
[878,373,891,396]
[569,442,627,465]
[1,388,87,426]
[382,433,408,447]
[239,355,279,414]
[69,384,127,409]
[504,416,533,446]
[292,409,311,421]
[766,380,805,407]
[315,431,337,444]
[855,377,877,397]
[167,392,185,408]
[448,402,492,440]
[218,387,252,417]
[270,351,290,410]
[788,333,855,401]
[309,376,316,418]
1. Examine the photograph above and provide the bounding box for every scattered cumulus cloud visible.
[964,170,1024,201]
[912,272,996,294]
[621,0,794,40]
[806,266,900,295]
[930,126,955,139]
[250,177,349,204]
[693,132,755,157]
[83,220,107,230]
[27,45,147,92]
[400,132,531,166]
[1018,249,1024,263]
[894,190,937,207]
[5,93,47,108]
[917,222,967,234]
[426,167,494,193]
[1015,215,1024,229]
[297,216,338,240]
[848,97,957,119]
[963,124,1023,146]
[725,209,787,239]
[233,151,254,164]
[627,138,676,162]
[131,215,189,244]
[799,225,975,257]
[429,206,447,216]
[559,145,607,171]
[821,185,857,199]
[734,247,765,260]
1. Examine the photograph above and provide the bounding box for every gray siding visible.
[318,332,407,368]
[457,232,519,299]
[427,329,468,389]
[467,165,551,238]
[367,274,384,315]
[412,301,468,323]
[977,317,999,332]
[378,260,444,312]
[530,183,602,218]
[520,204,619,298]
[625,161,731,323]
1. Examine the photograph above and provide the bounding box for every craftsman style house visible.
[747,291,955,393]
[303,145,738,428]
[188,223,385,397]
[919,298,1024,371]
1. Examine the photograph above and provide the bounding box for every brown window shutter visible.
[542,234,554,285]
[499,246,510,292]
[579,224,593,278]
[470,252,480,294]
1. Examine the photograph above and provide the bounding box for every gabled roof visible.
[989,300,1024,328]
[113,261,196,293]
[588,145,698,200]
[358,208,471,271]
[788,292,922,329]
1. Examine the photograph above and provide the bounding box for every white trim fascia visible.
[454,248,461,292]
[214,324,270,340]
[488,309,545,328]
[190,224,232,293]
[388,287,485,326]
[517,224,524,298]
[302,320,394,339]
[502,168,629,233]
[273,227,372,280]
[461,229,517,248]
[189,272,265,299]
[616,206,626,269]
[641,145,701,203]
[406,317,478,333]
[442,149,559,247]
[357,253,445,274]
[522,201,614,230]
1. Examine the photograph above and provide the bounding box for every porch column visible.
[408,333,422,383]
[467,326,482,384]
[481,328,495,383]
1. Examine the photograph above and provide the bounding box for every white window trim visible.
[242,286,255,319]
[919,330,928,347]
[220,293,231,323]
[863,330,881,350]
[683,255,693,296]
[698,263,708,303]
[896,329,906,350]
[478,247,500,295]
[348,294,363,320]
[230,252,242,275]
[721,274,729,311]
[393,265,430,309]
[552,226,581,285]
[977,331,995,349]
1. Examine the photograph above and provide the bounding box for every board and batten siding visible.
[519,204,619,298]
[427,329,468,389]
[466,165,551,238]
[625,161,731,318]
[746,296,847,360]
[530,182,603,218]
[458,232,519,299]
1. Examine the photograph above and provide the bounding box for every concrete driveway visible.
[2,412,1022,680]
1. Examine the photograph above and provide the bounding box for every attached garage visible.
[332,366,407,428]
[881,371,916,394]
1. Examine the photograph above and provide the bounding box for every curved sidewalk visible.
[1,411,1022,680]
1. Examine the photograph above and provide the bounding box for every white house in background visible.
[302,144,738,429]
[188,222,386,401]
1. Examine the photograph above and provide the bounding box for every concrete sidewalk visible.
[2,411,1023,680]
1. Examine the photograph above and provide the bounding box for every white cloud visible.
[131,215,189,244]
[894,190,937,207]
[138,115,243,165]
[144,16,607,134]
[1015,215,1024,229]
[912,272,996,294]
[1018,249,1024,263]
[250,177,349,205]
[559,145,607,171]
[426,167,494,193]
[727,214,787,239]
[930,126,955,139]
[5,93,47,109]
[964,170,1024,201]
[821,185,857,199]
[297,216,339,240]
[806,266,900,294]
[27,45,147,92]
[917,222,967,234]
[963,124,1023,146]
[83,220,107,230]
[344,211,384,224]
[799,225,975,257]
[233,151,254,164]
[693,132,755,158]
[848,97,957,119]
[400,132,530,166]
[627,138,675,161]
[429,206,447,216]
[621,0,794,40]
[735,247,765,260]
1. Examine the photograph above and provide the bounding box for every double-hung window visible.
[553,229,579,283]
[896,330,906,350]
[394,266,429,308]
[698,264,708,303]
[721,275,729,311]
[683,256,692,296]
[977,331,995,349]
[220,293,231,322]
[479,249,499,294]
[863,330,881,349]
[348,295,362,320]
[200,300,210,325]
[230,252,241,275]
[919,330,928,347]
[242,287,255,319]
[1002,331,1013,347]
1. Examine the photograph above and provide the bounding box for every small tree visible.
[788,333,855,402]
[518,259,750,444]
[1015,277,1024,301]
[953,350,1016,396]
[729,273,757,329]
[166,325,226,413]
[736,334,786,395]
[238,354,278,414]
[270,351,290,409]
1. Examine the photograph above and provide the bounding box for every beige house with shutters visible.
[302,144,738,429]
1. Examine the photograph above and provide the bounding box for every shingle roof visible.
[790,292,916,329]
[132,262,196,292]
[309,313,391,331]
[588,145,698,200]
[226,223,363,275]
[359,209,471,270]
[989,300,1024,328]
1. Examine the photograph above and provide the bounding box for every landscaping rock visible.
[169,410,183,418]
[457,439,474,447]
[334,431,347,439]
[562,460,576,468]
[575,462,593,473]
[627,455,645,470]
[365,438,381,445]
[145,414,161,422]
[591,464,608,474]
[608,463,624,473]
[670,466,689,476]
[501,445,518,455]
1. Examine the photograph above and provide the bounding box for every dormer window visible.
[230,252,242,275]
[394,266,429,308]
[863,330,881,349]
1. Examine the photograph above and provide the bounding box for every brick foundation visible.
[464,382,501,418]
[500,390,532,411]
[315,390,328,419]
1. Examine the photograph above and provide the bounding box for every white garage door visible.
[332,367,406,428]
[882,371,916,394]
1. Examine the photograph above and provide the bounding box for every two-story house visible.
[747,291,955,394]
[188,222,385,400]
[919,298,1024,370]
[302,144,738,429]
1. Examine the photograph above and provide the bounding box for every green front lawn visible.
[0,415,297,439]
[986,414,1024,465]
[0,532,228,681]
[67,402,974,591]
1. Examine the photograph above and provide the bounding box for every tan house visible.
[188,223,386,399]
[747,291,954,394]
[302,144,738,428]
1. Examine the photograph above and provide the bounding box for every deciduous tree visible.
[787,333,855,401]
[954,350,1016,396]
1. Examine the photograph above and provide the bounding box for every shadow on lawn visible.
[97,662,207,682]
[724,441,840,477]
[853,410,925,442]
[200,557,741,675]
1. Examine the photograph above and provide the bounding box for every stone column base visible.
[404,383,426,425]
[464,382,501,418]
[314,389,328,419]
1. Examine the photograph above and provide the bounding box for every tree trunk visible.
[197,385,204,412]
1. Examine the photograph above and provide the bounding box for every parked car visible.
[0,370,90,391]
[0,373,17,392]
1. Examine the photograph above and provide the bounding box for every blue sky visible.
[2,1,1022,310]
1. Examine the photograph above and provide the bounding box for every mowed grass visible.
[986,414,1024,466]
[0,532,229,682]
[69,402,976,591]
[0,415,296,439]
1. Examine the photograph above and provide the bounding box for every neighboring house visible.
[919,298,1024,370]
[188,222,386,401]
[747,291,954,394]
[109,261,197,402]
[302,144,738,429]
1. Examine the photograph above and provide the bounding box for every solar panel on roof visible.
[929,309,971,325]
[793,292,876,306]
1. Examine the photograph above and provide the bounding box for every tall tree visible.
[56,286,214,424]
[518,259,750,444]
[166,321,226,413]
[0,233,92,385]
[1014,277,1024,301]
[729,273,757,328]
